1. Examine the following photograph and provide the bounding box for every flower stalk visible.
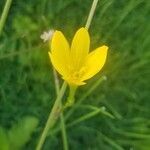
[53,68,69,150]
[36,82,67,150]
[64,86,77,108]
[85,0,99,30]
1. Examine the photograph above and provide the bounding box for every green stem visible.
[68,109,100,127]
[53,69,69,150]
[36,82,67,150]
[64,85,77,108]
[0,0,13,36]
[85,0,99,30]
[60,113,69,150]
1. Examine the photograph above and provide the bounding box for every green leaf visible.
[8,116,39,150]
[0,127,9,150]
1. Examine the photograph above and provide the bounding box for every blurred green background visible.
[0,0,150,149]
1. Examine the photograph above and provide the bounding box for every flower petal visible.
[49,31,70,76]
[70,27,90,69]
[82,45,108,81]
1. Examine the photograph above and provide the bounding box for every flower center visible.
[66,66,86,84]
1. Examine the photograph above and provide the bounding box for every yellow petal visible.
[49,31,70,76]
[70,27,90,70]
[82,45,108,81]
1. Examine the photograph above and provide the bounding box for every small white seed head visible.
[40,29,55,42]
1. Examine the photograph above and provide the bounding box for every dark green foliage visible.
[0,0,150,149]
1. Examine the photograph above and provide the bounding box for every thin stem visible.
[0,0,13,36]
[36,82,67,150]
[60,113,69,150]
[68,109,100,128]
[53,69,69,150]
[85,0,99,30]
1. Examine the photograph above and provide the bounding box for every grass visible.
[0,0,150,149]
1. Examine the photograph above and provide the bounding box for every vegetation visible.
[0,0,149,149]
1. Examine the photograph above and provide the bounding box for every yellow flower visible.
[49,27,108,86]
